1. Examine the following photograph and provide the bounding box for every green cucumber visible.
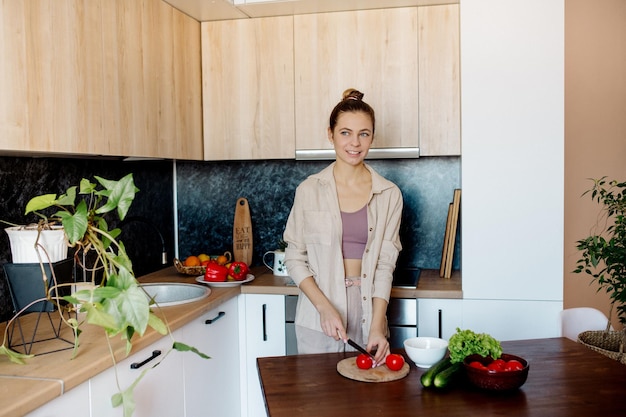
[420,357,453,388]
[432,362,462,389]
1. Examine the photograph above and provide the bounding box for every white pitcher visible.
[263,250,288,276]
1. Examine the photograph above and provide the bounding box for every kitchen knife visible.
[347,338,376,360]
[337,330,376,361]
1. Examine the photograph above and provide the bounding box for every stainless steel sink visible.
[140,283,210,307]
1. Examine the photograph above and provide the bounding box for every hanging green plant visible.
[1,174,207,417]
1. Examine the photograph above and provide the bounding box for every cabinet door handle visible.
[130,350,162,370]
[438,309,443,339]
[262,303,268,341]
[205,311,225,324]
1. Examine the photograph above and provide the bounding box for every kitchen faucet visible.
[119,216,168,265]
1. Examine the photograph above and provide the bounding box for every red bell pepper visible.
[204,263,229,282]
[228,262,249,281]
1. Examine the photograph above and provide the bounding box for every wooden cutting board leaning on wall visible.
[233,197,253,265]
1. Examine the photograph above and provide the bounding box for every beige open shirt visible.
[283,163,403,342]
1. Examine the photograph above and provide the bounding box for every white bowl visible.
[403,337,448,368]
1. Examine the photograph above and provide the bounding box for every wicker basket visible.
[173,258,205,276]
[578,330,626,365]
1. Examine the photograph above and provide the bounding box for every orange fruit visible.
[216,255,229,266]
[183,255,201,267]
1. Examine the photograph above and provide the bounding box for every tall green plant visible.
[1,174,207,416]
[574,177,626,327]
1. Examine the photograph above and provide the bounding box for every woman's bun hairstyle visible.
[342,88,364,101]
[329,88,376,134]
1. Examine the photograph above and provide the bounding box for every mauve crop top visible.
[341,205,368,259]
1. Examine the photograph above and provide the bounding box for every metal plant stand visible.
[3,259,76,355]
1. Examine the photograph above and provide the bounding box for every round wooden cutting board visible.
[337,357,410,383]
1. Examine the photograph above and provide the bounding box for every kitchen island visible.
[0,266,460,416]
[258,337,626,417]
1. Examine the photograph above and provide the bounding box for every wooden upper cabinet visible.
[294,8,419,153]
[103,0,203,160]
[201,17,295,161]
[418,4,460,156]
[0,0,89,154]
[0,0,202,160]
[0,0,28,152]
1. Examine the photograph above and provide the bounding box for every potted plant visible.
[0,174,206,416]
[4,222,68,264]
[573,177,626,364]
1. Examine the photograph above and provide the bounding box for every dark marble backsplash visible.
[176,157,461,272]
[0,155,460,323]
[0,156,175,322]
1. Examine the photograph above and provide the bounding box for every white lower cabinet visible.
[239,294,286,417]
[182,296,241,417]
[418,298,463,340]
[26,293,288,417]
[90,328,185,417]
[419,298,563,342]
[461,299,562,341]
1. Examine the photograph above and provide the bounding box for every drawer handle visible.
[438,309,443,339]
[262,303,268,341]
[205,311,226,324]
[130,350,162,370]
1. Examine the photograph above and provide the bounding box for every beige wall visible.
[564,0,626,329]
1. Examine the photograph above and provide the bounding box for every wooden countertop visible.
[0,267,240,416]
[242,267,462,299]
[258,337,626,417]
[0,265,461,416]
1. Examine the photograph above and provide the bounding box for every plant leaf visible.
[55,200,89,244]
[24,194,57,215]
[173,341,210,359]
[55,186,77,207]
[94,174,138,221]
[82,302,119,332]
[79,178,97,194]
[116,286,150,335]
[148,313,168,335]
[0,345,34,364]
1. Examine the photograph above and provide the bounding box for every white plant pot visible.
[5,226,69,264]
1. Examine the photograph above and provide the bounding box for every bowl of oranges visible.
[174,252,232,275]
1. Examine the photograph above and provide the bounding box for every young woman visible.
[283,89,403,366]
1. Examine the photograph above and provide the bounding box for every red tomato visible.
[356,354,373,370]
[385,354,405,371]
[469,361,487,370]
[504,359,524,371]
[492,359,506,368]
[487,361,504,372]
